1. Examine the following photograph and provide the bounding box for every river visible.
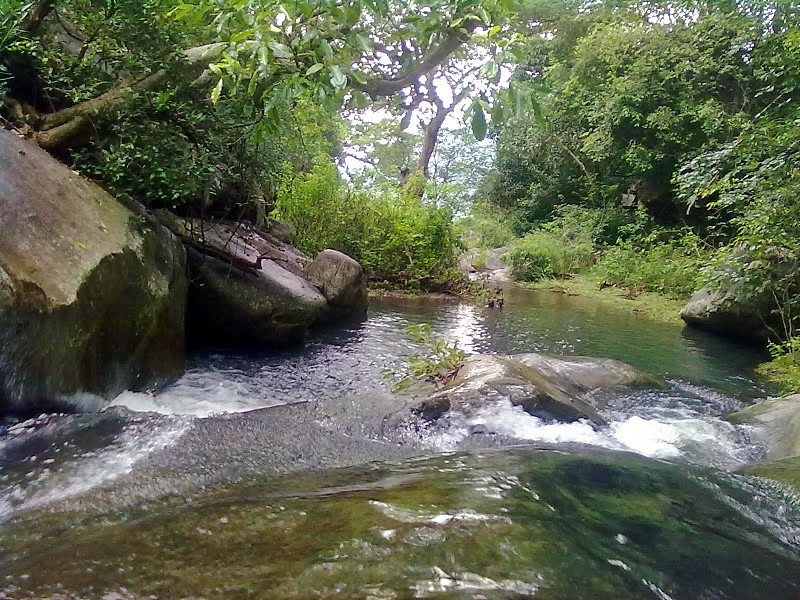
[1,286,799,599]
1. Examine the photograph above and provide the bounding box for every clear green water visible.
[0,287,796,599]
[2,448,799,599]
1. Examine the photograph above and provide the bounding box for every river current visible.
[1,286,799,599]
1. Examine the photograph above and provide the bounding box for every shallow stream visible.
[2,286,798,599]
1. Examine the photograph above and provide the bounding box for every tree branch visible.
[354,27,472,98]
[29,43,234,149]
[19,0,55,33]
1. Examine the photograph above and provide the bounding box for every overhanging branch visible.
[354,27,472,98]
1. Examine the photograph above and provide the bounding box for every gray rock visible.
[512,353,656,395]
[156,216,367,344]
[679,254,783,344]
[155,213,341,345]
[0,129,187,413]
[186,248,327,346]
[304,249,368,318]
[680,284,772,343]
[413,353,652,427]
[728,395,800,492]
[413,353,654,426]
[262,218,297,244]
[727,395,800,460]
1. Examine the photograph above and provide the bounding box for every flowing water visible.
[1,286,799,599]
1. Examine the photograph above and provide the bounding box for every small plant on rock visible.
[385,324,467,391]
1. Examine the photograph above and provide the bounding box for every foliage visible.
[509,230,593,282]
[594,232,709,298]
[389,324,467,391]
[0,0,32,98]
[472,249,488,271]
[458,202,515,249]
[274,160,461,286]
[757,339,800,394]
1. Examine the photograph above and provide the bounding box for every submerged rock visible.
[0,130,187,413]
[413,353,654,426]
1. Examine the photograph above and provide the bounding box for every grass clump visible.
[757,339,800,394]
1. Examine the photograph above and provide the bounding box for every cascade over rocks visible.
[0,129,187,413]
[412,353,654,426]
[155,212,367,346]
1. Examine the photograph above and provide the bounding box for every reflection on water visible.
[111,286,770,417]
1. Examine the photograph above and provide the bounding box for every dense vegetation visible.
[1,0,514,286]
[1,0,798,387]
[465,0,799,391]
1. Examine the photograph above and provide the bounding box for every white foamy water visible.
[106,366,291,416]
[108,388,274,417]
[437,392,754,470]
[0,416,190,519]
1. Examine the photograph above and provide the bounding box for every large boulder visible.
[186,248,327,346]
[0,130,187,413]
[679,252,791,344]
[155,214,333,346]
[304,249,368,318]
[728,395,800,492]
[413,353,654,426]
[680,283,772,344]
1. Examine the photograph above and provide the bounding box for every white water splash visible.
[106,366,292,417]
[436,397,752,468]
[0,416,191,519]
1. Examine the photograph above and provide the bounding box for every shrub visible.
[757,338,800,395]
[274,160,460,286]
[507,204,605,282]
[458,203,516,249]
[595,233,708,298]
[509,230,594,282]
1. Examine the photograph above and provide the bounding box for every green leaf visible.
[210,78,223,104]
[268,41,293,60]
[329,65,348,89]
[306,63,324,76]
[354,33,373,53]
[349,69,368,84]
[471,103,487,141]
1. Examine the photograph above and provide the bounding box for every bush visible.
[509,230,594,281]
[458,203,516,249]
[274,160,460,286]
[757,338,800,395]
[595,233,708,298]
[507,204,607,282]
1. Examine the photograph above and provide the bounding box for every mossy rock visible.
[0,130,187,413]
[743,456,800,493]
